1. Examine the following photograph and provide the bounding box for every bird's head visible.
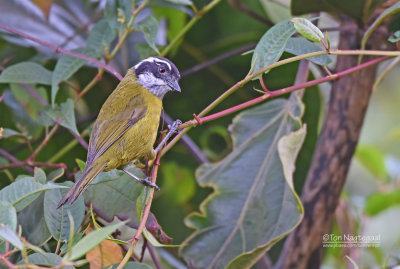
[134,56,181,99]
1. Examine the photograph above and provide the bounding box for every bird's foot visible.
[168,119,182,134]
[139,177,160,190]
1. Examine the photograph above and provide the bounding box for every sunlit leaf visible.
[251,20,296,77]
[388,30,400,43]
[0,200,17,231]
[0,62,52,85]
[44,182,85,241]
[181,93,305,268]
[291,17,324,43]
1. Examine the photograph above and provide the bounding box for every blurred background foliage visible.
[0,0,399,268]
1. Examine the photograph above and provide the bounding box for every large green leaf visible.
[83,166,145,228]
[250,20,296,78]
[65,221,126,261]
[0,62,52,85]
[17,193,52,245]
[0,200,17,231]
[44,182,85,241]
[291,0,385,23]
[0,177,64,211]
[180,93,305,269]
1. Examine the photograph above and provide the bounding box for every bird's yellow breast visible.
[91,68,163,170]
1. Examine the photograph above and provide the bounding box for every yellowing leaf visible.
[85,227,124,269]
[31,0,54,19]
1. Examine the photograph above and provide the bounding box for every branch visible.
[0,24,123,80]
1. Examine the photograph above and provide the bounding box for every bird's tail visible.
[57,162,107,209]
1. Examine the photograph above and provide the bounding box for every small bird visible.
[57,56,181,208]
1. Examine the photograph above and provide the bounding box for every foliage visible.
[0,0,399,269]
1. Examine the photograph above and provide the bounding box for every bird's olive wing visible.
[86,95,147,166]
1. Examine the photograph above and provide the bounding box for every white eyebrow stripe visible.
[134,57,172,70]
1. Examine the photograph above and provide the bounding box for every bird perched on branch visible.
[57,56,182,208]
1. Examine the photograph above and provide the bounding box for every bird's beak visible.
[167,80,181,92]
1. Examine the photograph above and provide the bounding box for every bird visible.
[57,56,182,208]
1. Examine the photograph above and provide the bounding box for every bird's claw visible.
[140,177,160,190]
[168,119,182,134]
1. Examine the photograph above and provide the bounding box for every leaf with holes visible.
[180,93,305,269]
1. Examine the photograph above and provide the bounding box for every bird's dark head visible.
[134,56,181,99]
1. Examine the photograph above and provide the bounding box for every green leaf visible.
[44,183,85,241]
[355,144,387,179]
[0,177,65,211]
[2,90,39,136]
[388,30,400,43]
[84,165,145,227]
[250,20,296,77]
[164,0,193,6]
[103,262,152,269]
[86,19,116,56]
[41,99,79,135]
[143,228,180,247]
[47,168,65,182]
[51,47,95,105]
[65,221,126,261]
[361,2,400,50]
[34,167,47,184]
[365,189,400,216]
[291,17,324,42]
[21,253,75,269]
[18,193,52,245]
[0,128,30,140]
[181,93,305,268]
[0,201,17,231]
[285,37,331,66]
[137,16,160,53]
[0,226,23,250]
[0,62,52,85]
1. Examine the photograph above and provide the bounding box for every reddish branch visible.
[179,55,388,128]
[0,24,123,81]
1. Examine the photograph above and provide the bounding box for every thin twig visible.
[181,43,256,77]
[0,148,33,173]
[0,24,123,80]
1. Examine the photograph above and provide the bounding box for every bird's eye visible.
[159,67,166,74]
